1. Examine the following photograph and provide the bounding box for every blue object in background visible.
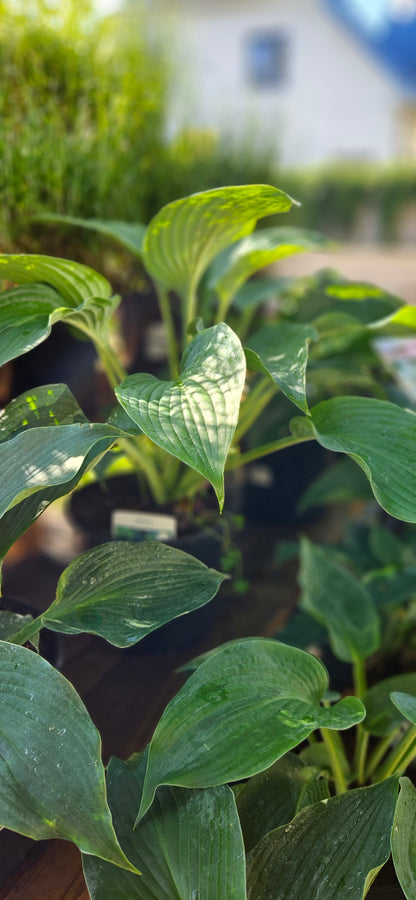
[324,0,416,96]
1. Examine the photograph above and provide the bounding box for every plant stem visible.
[320,728,348,794]
[118,437,165,506]
[156,284,179,380]
[352,659,369,783]
[235,306,257,344]
[182,281,198,347]
[225,433,315,471]
[96,340,128,390]
[373,725,416,781]
[234,378,277,443]
[365,728,402,780]
[215,289,232,325]
[8,615,44,646]
[352,658,367,699]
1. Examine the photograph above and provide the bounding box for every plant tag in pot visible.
[111,510,177,543]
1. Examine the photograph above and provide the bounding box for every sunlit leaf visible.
[115,324,246,510]
[391,692,416,725]
[143,185,294,300]
[0,642,137,872]
[245,322,317,411]
[137,638,365,820]
[210,227,329,308]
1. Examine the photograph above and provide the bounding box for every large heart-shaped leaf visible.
[83,753,246,900]
[33,213,146,257]
[363,676,416,736]
[209,227,329,309]
[299,538,380,663]
[142,185,294,301]
[392,777,416,900]
[137,638,365,820]
[0,641,137,872]
[115,324,246,510]
[0,253,119,356]
[245,322,317,412]
[246,778,399,900]
[310,396,416,522]
[236,753,329,852]
[41,542,225,646]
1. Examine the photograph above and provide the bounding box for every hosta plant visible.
[0,184,410,522]
[2,185,416,895]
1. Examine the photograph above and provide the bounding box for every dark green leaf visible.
[42,542,225,646]
[237,753,328,852]
[115,324,246,510]
[83,753,246,900]
[138,638,364,820]
[0,284,63,366]
[246,778,399,900]
[0,641,137,872]
[298,457,372,512]
[310,396,416,522]
[392,777,416,899]
[0,610,35,643]
[0,384,88,443]
[391,692,416,725]
[363,675,416,736]
[232,277,290,312]
[299,538,380,662]
[245,322,317,412]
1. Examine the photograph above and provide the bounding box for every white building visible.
[159,0,416,167]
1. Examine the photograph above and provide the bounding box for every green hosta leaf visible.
[0,641,137,872]
[392,777,416,900]
[298,457,372,511]
[0,383,88,443]
[0,423,118,518]
[210,227,329,308]
[236,753,329,852]
[0,610,34,642]
[42,542,225,646]
[0,253,111,306]
[295,271,403,328]
[369,526,405,568]
[83,753,246,900]
[246,778,399,900]
[34,213,146,257]
[232,277,290,312]
[363,675,416,736]
[299,538,380,663]
[0,253,119,354]
[143,184,294,300]
[245,322,317,412]
[0,284,63,366]
[138,638,365,820]
[310,396,416,522]
[115,324,246,510]
[369,569,416,611]
[391,692,416,725]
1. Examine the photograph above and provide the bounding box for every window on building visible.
[245,31,288,88]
